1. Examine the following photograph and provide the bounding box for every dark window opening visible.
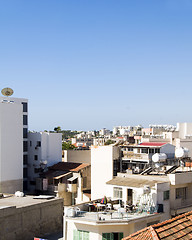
[22,102,28,112]
[23,141,28,152]
[23,128,28,138]
[23,155,28,165]
[23,115,28,125]
[23,168,28,178]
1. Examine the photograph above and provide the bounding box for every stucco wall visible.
[0,179,23,194]
[62,150,91,164]
[0,198,63,240]
[91,146,114,200]
[0,101,23,193]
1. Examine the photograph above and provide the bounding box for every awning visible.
[67,176,78,182]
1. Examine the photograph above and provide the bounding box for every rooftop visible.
[0,195,59,208]
[66,208,161,225]
[123,210,192,240]
[42,162,90,179]
[106,173,169,188]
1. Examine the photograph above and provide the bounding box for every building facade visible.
[0,96,28,193]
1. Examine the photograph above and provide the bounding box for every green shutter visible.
[102,233,114,240]
[73,230,78,240]
[79,230,83,240]
[119,232,124,240]
[83,231,89,240]
[110,233,114,240]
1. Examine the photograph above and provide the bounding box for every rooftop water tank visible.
[175,147,189,158]
[152,153,167,163]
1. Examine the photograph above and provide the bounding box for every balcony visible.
[122,153,150,162]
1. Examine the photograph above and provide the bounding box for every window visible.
[22,102,28,112]
[23,115,28,125]
[37,141,41,147]
[34,168,41,173]
[113,187,122,199]
[163,190,170,200]
[23,180,28,191]
[176,187,187,199]
[23,168,28,178]
[155,148,160,153]
[102,232,123,240]
[23,155,28,165]
[149,148,155,154]
[73,230,89,240]
[23,141,28,152]
[30,141,32,147]
[23,128,28,138]
[34,155,38,161]
[141,148,148,154]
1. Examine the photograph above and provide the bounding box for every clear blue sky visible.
[0,0,192,131]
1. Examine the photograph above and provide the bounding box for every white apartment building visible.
[0,96,28,193]
[28,131,62,191]
[121,142,175,172]
[99,128,111,136]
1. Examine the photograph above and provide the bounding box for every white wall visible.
[177,122,192,139]
[91,146,118,200]
[65,214,163,240]
[28,132,62,191]
[41,132,62,166]
[0,100,23,193]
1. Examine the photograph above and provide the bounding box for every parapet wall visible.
[0,198,63,240]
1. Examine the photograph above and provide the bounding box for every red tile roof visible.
[139,142,167,147]
[123,211,192,240]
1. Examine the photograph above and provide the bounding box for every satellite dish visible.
[1,88,14,97]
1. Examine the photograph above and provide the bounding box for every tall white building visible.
[0,96,28,193]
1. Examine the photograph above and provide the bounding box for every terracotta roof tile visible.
[123,211,192,240]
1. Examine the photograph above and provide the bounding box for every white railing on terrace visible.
[122,153,150,161]
[66,208,157,222]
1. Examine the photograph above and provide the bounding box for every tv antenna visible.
[1,88,14,97]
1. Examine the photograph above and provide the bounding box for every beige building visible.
[62,149,91,164]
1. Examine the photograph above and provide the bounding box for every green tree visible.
[54,126,61,132]
[104,140,115,145]
[62,141,76,150]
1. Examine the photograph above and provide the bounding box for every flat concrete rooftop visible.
[0,195,59,208]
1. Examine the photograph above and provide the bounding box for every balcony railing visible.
[122,153,150,161]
